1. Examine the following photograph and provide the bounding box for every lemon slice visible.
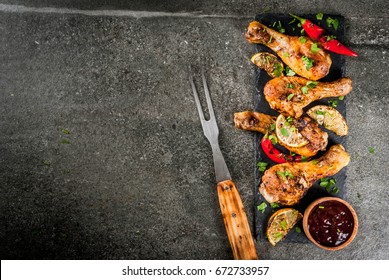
[275,114,309,148]
[307,105,348,136]
[266,208,303,246]
[251,52,284,78]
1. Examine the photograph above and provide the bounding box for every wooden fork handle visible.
[217,180,258,260]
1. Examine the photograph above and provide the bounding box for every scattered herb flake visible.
[318,205,325,209]
[301,156,308,162]
[301,86,309,95]
[268,135,278,144]
[368,147,375,154]
[60,139,70,144]
[332,187,340,194]
[257,161,268,172]
[286,116,294,123]
[312,159,319,165]
[61,129,70,134]
[257,202,268,213]
[295,226,302,233]
[270,123,276,131]
[287,93,294,101]
[311,43,321,54]
[299,36,307,43]
[280,128,289,137]
[285,66,296,76]
[306,81,318,88]
[268,35,273,44]
[287,83,294,89]
[280,220,287,230]
[315,110,326,116]
[339,96,345,100]
[270,202,280,209]
[326,17,339,30]
[316,13,324,20]
[272,63,283,77]
[302,56,314,70]
[283,52,290,57]
[328,99,338,108]
[277,20,285,33]
[42,160,51,166]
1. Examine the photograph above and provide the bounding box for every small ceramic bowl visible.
[303,197,358,251]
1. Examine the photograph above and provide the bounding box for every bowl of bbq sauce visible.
[303,197,358,251]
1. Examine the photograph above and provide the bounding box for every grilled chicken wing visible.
[234,111,328,157]
[245,21,332,81]
[264,76,353,118]
[260,144,350,206]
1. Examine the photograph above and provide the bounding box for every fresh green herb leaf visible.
[326,17,339,30]
[302,56,314,70]
[270,123,276,131]
[289,18,297,24]
[328,99,338,108]
[315,110,326,116]
[311,43,321,54]
[287,93,295,101]
[301,86,309,95]
[277,20,285,33]
[272,63,283,77]
[270,202,280,209]
[274,232,283,239]
[326,34,337,41]
[301,156,308,162]
[280,128,289,137]
[61,129,70,134]
[283,52,290,57]
[299,36,307,43]
[329,178,336,186]
[277,171,287,181]
[286,116,294,123]
[295,226,302,233]
[285,171,294,179]
[268,35,273,44]
[318,205,325,209]
[268,135,278,144]
[287,83,294,89]
[316,13,324,20]
[60,139,70,144]
[338,96,344,100]
[306,81,318,88]
[285,66,296,76]
[257,202,268,213]
[256,161,268,172]
[280,220,287,230]
[332,187,340,194]
[320,180,329,187]
[368,147,375,154]
[312,159,319,165]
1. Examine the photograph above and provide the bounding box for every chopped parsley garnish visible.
[326,34,337,41]
[285,66,296,76]
[287,93,294,101]
[270,202,280,209]
[368,147,375,154]
[270,123,276,131]
[311,43,321,54]
[302,56,314,70]
[299,36,307,44]
[318,205,325,209]
[301,156,308,162]
[61,129,70,134]
[338,96,345,100]
[326,17,339,30]
[276,20,285,33]
[286,116,293,123]
[316,13,324,20]
[60,139,70,144]
[332,187,340,194]
[280,220,287,230]
[283,52,290,57]
[280,128,289,137]
[268,35,273,44]
[257,202,267,213]
[287,83,294,89]
[315,110,326,116]
[257,161,268,172]
[301,80,318,95]
[295,226,301,233]
[312,159,319,165]
[277,170,294,181]
[328,99,338,108]
[272,63,283,77]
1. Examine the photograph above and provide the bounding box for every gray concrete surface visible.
[0,1,388,260]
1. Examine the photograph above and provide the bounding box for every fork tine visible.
[201,67,216,121]
[189,66,205,121]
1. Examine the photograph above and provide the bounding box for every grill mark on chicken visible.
[260,144,350,206]
[264,76,353,118]
[245,21,332,81]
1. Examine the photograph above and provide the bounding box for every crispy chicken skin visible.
[260,144,350,206]
[264,76,353,118]
[234,111,328,157]
[245,21,332,81]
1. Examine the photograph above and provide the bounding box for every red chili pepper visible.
[261,137,304,164]
[289,14,324,40]
[289,14,358,57]
[319,36,358,57]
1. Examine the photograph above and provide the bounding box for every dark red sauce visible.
[307,200,354,247]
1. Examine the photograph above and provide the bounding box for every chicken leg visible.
[245,21,332,81]
[260,144,350,206]
[234,111,328,157]
[264,76,353,118]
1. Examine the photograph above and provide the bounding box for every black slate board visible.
[253,14,347,243]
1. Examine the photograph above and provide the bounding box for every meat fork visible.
[188,67,258,260]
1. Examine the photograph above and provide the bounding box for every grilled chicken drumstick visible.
[245,21,332,81]
[260,144,350,206]
[264,76,353,118]
[234,111,328,157]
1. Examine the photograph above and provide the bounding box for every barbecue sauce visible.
[307,200,354,247]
